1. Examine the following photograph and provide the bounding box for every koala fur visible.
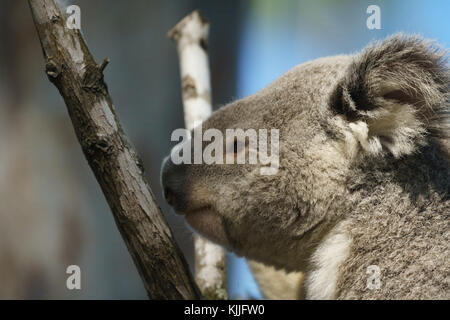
[162,34,449,299]
[248,260,304,299]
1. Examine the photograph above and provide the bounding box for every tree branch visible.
[169,10,228,300]
[28,0,200,299]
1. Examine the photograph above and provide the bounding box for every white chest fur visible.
[305,222,352,299]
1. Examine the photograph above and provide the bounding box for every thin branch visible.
[28,0,200,299]
[169,10,228,300]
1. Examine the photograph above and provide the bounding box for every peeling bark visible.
[169,10,228,300]
[28,0,200,299]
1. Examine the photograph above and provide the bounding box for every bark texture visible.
[28,0,200,299]
[169,10,228,300]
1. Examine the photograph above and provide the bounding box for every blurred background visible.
[0,0,448,299]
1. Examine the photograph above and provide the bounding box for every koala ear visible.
[331,34,449,157]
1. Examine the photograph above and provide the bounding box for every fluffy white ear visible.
[331,34,449,158]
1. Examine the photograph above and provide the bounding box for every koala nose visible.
[160,155,186,210]
[160,155,172,202]
[164,187,174,206]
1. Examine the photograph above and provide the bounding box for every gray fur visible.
[162,34,449,299]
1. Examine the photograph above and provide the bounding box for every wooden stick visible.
[168,10,228,300]
[28,0,200,299]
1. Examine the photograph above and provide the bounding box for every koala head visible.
[161,35,448,270]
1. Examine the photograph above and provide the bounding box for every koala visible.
[161,34,449,299]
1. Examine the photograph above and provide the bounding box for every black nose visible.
[160,155,186,209]
[160,156,172,202]
[164,187,174,206]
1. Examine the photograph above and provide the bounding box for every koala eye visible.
[229,137,250,159]
[232,137,247,155]
[233,138,239,154]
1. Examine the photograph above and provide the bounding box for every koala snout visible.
[160,155,187,213]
